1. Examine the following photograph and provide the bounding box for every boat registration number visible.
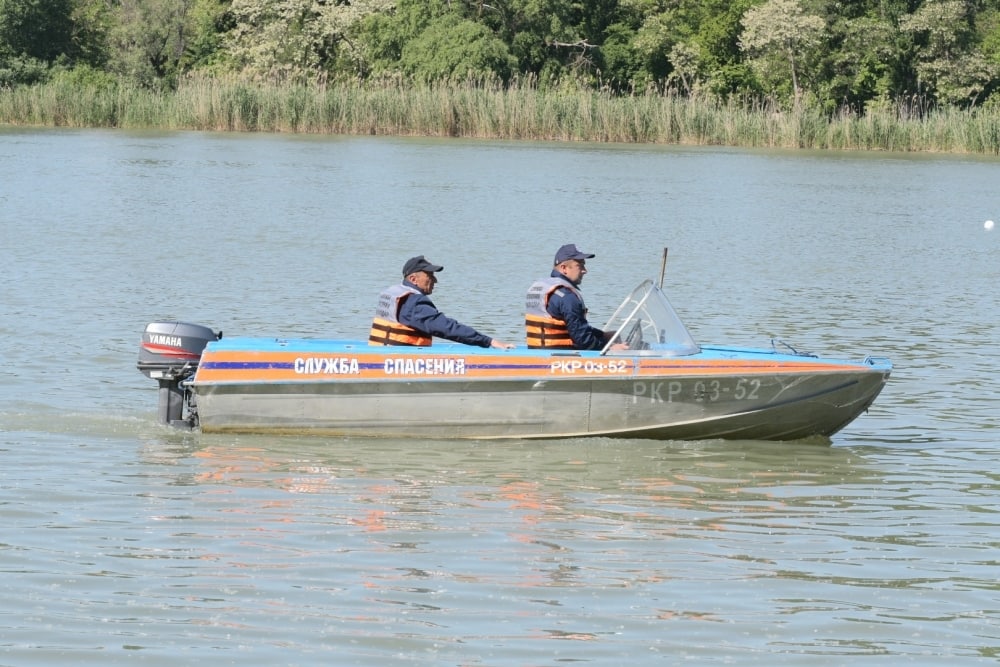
[550,359,631,375]
[632,378,762,403]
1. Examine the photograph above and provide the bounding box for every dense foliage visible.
[2,0,1000,112]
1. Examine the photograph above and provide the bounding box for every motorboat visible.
[137,280,891,441]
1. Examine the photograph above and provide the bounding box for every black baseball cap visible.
[402,255,444,276]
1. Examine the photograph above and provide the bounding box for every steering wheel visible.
[624,319,647,350]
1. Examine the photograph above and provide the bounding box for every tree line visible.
[2,0,999,113]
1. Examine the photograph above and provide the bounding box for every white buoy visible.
[986,220,995,231]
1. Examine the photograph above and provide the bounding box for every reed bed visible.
[2,75,999,154]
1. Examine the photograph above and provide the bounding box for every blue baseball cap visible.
[554,244,595,265]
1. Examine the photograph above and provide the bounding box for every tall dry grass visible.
[2,75,999,154]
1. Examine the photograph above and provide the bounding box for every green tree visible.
[0,0,80,86]
[70,0,114,70]
[355,0,453,78]
[620,0,757,97]
[106,0,197,88]
[399,16,515,81]
[629,7,684,89]
[979,6,1000,104]
[492,0,624,86]
[0,0,75,61]
[357,0,522,83]
[739,0,826,104]
[226,0,392,81]
[901,0,999,106]
[598,20,647,90]
[182,0,231,71]
[820,14,905,110]
[223,0,325,81]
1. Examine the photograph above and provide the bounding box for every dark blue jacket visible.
[397,279,493,348]
[544,271,607,350]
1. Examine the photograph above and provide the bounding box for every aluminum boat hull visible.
[142,280,891,440]
[190,340,890,441]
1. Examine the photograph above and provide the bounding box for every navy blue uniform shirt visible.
[397,279,493,348]
[545,271,606,350]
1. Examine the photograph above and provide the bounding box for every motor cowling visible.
[137,321,220,427]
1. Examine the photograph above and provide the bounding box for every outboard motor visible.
[137,321,220,428]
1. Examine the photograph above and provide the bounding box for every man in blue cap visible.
[370,255,513,348]
[524,244,628,350]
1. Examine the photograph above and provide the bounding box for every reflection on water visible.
[31,432,972,663]
[4,399,998,663]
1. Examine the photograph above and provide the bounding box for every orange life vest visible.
[369,284,432,347]
[524,276,584,349]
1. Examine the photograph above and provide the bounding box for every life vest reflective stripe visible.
[369,317,432,346]
[524,276,584,349]
[524,313,575,349]
[369,284,433,347]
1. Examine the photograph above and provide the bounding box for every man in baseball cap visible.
[524,244,627,351]
[369,255,513,349]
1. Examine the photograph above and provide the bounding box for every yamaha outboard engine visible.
[137,321,220,428]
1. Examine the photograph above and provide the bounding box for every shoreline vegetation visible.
[3,76,1000,154]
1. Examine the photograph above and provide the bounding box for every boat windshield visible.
[600,280,700,356]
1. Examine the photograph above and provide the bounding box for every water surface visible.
[1,128,998,665]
